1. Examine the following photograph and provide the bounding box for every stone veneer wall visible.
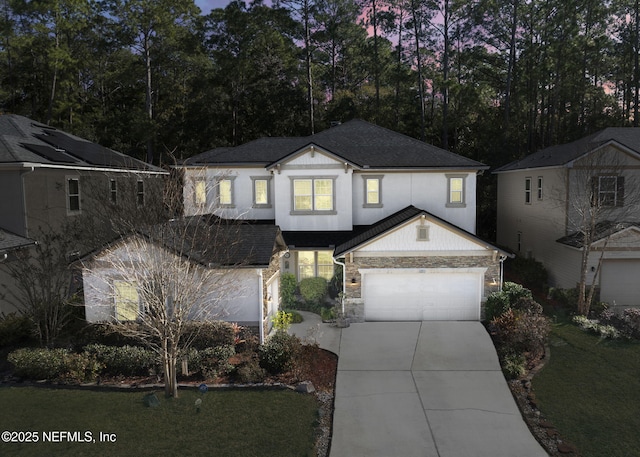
[342,255,502,322]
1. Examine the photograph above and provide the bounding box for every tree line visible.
[2,0,640,167]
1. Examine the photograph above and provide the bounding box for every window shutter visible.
[590,177,598,207]
[616,176,625,207]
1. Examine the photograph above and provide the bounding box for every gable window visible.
[67,177,81,214]
[446,174,466,207]
[216,177,236,207]
[297,251,334,281]
[109,179,117,204]
[114,280,139,322]
[194,178,206,206]
[251,176,272,208]
[136,180,145,206]
[537,177,543,200]
[592,175,624,207]
[525,177,532,204]
[291,177,336,214]
[417,225,430,241]
[362,176,383,207]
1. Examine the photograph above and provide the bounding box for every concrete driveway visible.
[328,321,548,457]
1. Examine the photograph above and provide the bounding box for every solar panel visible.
[35,131,148,170]
[22,143,77,164]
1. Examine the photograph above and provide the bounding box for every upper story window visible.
[136,180,145,206]
[114,280,139,322]
[537,177,543,200]
[362,176,383,208]
[291,177,336,214]
[194,178,206,206]
[525,177,532,204]
[67,177,81,214]
[446,174,466,207]
[592,175,624,207]
[109,179,117,204]
[251,176,272,208]
[216,177,236,207]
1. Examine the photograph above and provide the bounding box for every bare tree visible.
[82,215,252,398]
[562,146,640,315]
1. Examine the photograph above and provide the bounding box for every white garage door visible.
[601,260,640,307]
[363,270,482,321]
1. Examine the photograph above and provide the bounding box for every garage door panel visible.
[601,260,640,307]
[363,272,480,321]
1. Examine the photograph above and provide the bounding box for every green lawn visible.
[532,321,640,457]
[0,386,318,457]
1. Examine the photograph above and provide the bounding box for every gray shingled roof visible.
[0,228,36,254]
[134,216,283,268]
[495,128,640,172]
[334,205,508,257]
[556,221,640,248]
[185,119,487,170]
[0,114,163,172]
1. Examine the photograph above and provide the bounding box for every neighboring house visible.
[495,129,640,308]
[0,228,37,313]
[81,217,286,341]
[0,114,168,314]
[179,119,509,322]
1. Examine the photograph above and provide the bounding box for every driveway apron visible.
[330,321,548,457]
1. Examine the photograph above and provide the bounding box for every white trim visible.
[0,162,167,175]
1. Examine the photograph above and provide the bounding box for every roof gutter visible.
[332,256,346,315]
[0,162,167,175]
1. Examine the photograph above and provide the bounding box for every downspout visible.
[20,166,35,237]
[258,269,264,344]
[332,257,346,315]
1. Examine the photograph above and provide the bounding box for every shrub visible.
[490,308,550,357]
[283,309,304,324]
[184,321,235,349]
[83,344,158,376]
[75,323,145,348]
[7,348,101,382]
[501,352,526,380]
[507,256,548,291]
[549,287,579,311]
[485,282,534,321]
[272,310,294,332]
[236,357,266,383]
[328,265,343,299]
[320,306,336,321]
[281,273,298,309]
[259,331,302,374]
[0,313,35,347]
[187,345,236,379]
[299,277,328,306]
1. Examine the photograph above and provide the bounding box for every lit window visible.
[525,178,531,204]
[217,177,235,207]
[194,178,206,205]
[297,251,334,281]
[67,177,80,213]
[292,177,335,213]
[114,281,139,321]
[446,175,466,207]
[110,179,117,204]
[136,180,145,206]
[363,176,383,207]
[251,176,272,207]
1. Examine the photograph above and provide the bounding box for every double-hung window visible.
[136,180,145,206]
[109,179,117,204]
[537,177,543,200]
[446,174,466,207]
[67,177,81,214]
[194,178,207,206]
[592,175,624,207]
[217,177,235,207]
[362,176,383,207]
[525,177,532,204]
[251,176,272,208]
[114,280,139,322]
[291,177,336,213]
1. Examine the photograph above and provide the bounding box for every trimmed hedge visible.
[0,313,34,347]
[187,345,236,379]
[83,344,158,376]
[259,331,302,374]
[7,348,102,383]
[299,277,328,306]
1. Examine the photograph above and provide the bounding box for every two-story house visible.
[179,120,509,322]
[495,129,640,308]
[0,114,168,314]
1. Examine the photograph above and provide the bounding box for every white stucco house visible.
[495,129,640,308]
[81,216,286,342]
[179,120,509,322]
